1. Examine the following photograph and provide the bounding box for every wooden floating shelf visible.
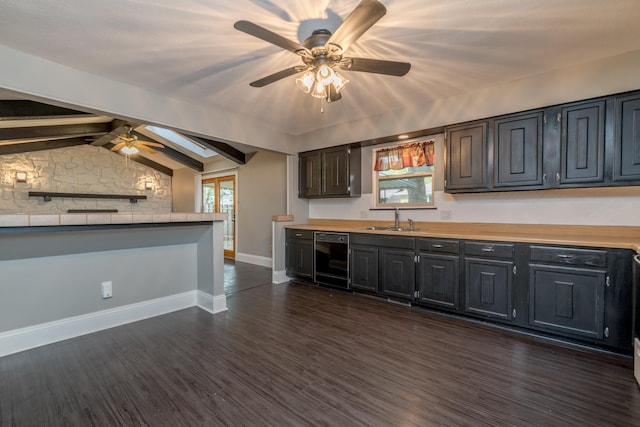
[29,192,146,204]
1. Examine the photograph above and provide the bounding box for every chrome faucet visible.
[394,206,400,228]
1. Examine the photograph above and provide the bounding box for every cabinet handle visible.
[604,327,609,338]
[557,254,573,259]
[432,244,443,248]
[482,246,495,252]
[295,233,303,237]
[512,308,517,318]
[543,174,547,183]
[555,172,560,182]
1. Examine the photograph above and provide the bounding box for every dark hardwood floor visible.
[223,259,272,295]
[2,261,640,426]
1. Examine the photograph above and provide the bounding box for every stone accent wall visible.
[0,145,172,213]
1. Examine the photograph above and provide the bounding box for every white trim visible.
[0,290,226,358]
[197,290,228,314]
[236,252,272,268]
[272,270,289,284]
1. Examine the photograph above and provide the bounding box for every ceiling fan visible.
[234,0,411,103]
[110,125,164,155]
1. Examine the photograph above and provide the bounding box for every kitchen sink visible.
[359,226,422,232]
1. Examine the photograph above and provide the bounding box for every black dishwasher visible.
[314,232,350,290]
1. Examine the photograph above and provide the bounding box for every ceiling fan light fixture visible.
[295,71,315,93]
[331,71,349,93]
[311,80,327,99]
[316,64,335,85]
[120,145,139,155]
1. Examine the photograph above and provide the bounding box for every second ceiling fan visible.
[234,0,411,103]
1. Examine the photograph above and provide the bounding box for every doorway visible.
[202,175,236,258]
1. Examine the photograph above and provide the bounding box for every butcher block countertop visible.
[286,219,640,252]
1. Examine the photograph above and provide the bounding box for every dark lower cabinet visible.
[464,258,514,320]
[350,245,378,292]
[380,248,415,300]
[529,265,605,340]
[417,253,460,310]
[285,229,313,280]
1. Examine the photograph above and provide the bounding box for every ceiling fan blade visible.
[139,141,165,148]
[249,66,307,87]
[137,144,158,154]
[326,0,386,54]
[234,20,311,57]
[341,57,411,76]
[111,142,126,151]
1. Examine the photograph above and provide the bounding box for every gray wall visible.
[172,167,196,212]
[0,243,197,332]
[195,150,287,259]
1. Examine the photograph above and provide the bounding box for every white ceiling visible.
[1,0,640,147]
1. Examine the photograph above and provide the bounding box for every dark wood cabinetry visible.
[298,152,322,198]
[614,92,640,182]
[445,122,487,191]
[298,146,361,198]
[416,238,460,310]
[463,241,516,321]
[380,248,415,300]
[445,90,640,193]
[350,245,379,292]
[494,111,544,189]
[285,229,313,280]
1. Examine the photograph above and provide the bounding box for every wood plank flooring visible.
[1,261,640,426]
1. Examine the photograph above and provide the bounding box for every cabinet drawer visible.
[350,233,415,250]
[530,246,607,268]
[417,238,459,254]
[464,241,514,259]
[286,229,314,240]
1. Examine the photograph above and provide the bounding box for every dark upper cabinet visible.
[298,152,322,198]
[350,245,379,293]
[445,90,640,193]
[613,92,640,182]
[559,100,606,185]
[445,121,488,191]
[493,111,545,189]
[298,146,361,199]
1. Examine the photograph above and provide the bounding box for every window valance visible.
[374,140,435,171]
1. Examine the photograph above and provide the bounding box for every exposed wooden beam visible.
[0,122,111,142]
[0,100,92,119]
[188,136,246,165]
[89,120,129,147]
[0,138,89,155]
[103,142,173,177]
[132,131,203,172]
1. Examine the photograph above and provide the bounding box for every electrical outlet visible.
[440,210,452,220]
[101,281,113,299]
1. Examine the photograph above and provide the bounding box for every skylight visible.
[144,125,218,158]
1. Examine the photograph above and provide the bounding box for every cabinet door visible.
[298,152,322,198]
[613,93,640,182]
[380,249,415,300]
[494,111,544,188]
[285,240,313,279]
[445,122,487,191]
[465,258,513,320]
[529,265,605,340]
[417,253,460,310]
[560,101,605,185]
[351,246,379,293]
[322,147,350,196]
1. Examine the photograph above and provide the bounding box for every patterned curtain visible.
[374,140,435,171]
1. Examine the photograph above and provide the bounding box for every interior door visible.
[202,175,236,258]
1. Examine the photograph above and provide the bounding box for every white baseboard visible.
[0,290,226,358]
[197,290,228,314]
[236,252,272,268]
[272,270,289,284]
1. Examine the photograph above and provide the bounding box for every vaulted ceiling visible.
[1,0,640,156]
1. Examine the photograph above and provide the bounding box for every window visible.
[374,140,435,208]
